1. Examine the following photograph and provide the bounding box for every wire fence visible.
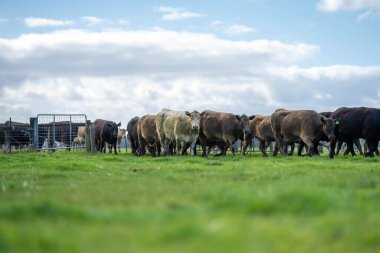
[34,114,88,151]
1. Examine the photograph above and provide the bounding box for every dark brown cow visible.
[199,110,250,156]
[94,119,121,154]
[127,116,140,156]
[280,110,336,156]
[243,115,278,157]
[137,115,161,157]
[330,107,380,158]
[270,109,295,155]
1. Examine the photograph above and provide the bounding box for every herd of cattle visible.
[95,106,380,158]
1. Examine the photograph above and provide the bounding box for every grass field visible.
[0,151,379,253]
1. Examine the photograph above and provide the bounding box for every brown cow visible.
[137,115,161,157]
[243,115,278,157]
[94,119,121,154]
[199,110,250,157]
[270,109,295,155]
[280,110,336,156]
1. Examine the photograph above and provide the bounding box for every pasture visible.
[0,151,379,253]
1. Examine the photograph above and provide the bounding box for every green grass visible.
[0,151,379,253]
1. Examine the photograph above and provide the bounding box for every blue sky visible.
[0,0,380,124]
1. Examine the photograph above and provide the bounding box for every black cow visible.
[94,119,121,154]
[329,107,380,158]
[320,112,363,156]
[1,121,32,149]
[127,116,140,156]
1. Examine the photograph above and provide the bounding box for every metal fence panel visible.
[35,114,87,151]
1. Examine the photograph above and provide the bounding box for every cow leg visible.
[260,141,268,157]
[313,141,320,155]
[164,139,171,156]
[137,139,144,156]
[181,142,190,156]
[230,141,236,156]
[175,139,182,156]
[346,140,356,156]
[288,142,295,156]
[329,140,337,158]
[365,139,375,157]
[242,134,252,155]
[114,142,117,155]
[130,139,136,155]
[354,139,363,156]
[189,139,197,157]
[272,143,279,156]
[282,140,289,156]
[336,140,343,155]
[298,142,305,156]
[301,136,314,156]
[101,141,106,153]
[215,145,226,156]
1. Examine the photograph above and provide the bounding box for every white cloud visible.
[224,25,256,35]
[210,20,223,27]
[81,16,105,26]
[118,19,129,25]
[155,6,202,21]
[317,0,380,12]
[0,28,379,124]
[268,65,380,81]
[24,17,74,27]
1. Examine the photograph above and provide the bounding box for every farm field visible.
[0,151,379,253]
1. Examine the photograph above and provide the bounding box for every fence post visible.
[3,118,11,153]
[86,123,96,153]
[124,136,128,154]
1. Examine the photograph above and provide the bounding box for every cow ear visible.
[235,115,241,121]
[185,111,191,117]
[117,122,121,127]
[320,116,326,124]
[249,115,255,120]
[335,119,340,125]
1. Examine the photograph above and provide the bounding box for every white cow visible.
[156,108,201,156]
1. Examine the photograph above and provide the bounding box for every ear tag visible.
[335,120,340,125]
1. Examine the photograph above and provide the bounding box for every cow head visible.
[186,111,201,132]
[238,114,251,135]
[119,128,126,138]
[106,122,120,139]
[320,116,336,142]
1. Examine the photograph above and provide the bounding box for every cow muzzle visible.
[192,125,199,131]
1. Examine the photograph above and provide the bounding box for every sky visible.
[1,0,380,126]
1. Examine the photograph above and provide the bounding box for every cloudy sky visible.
[1,0,380,126]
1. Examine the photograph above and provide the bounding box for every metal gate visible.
[34,114,88,151]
